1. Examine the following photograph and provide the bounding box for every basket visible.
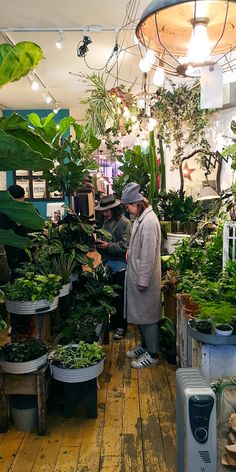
[6,297,59,315]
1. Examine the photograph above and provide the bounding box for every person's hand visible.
[96,240,109,250]
[137,285,147,291]
[125,251,128,263]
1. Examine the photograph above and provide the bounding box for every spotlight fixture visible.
[53,103,60,114]
[136,0,236,78]
[28,70,39,91]
[56,29,64,49]
[43,90,52,104]
[77,35,92,58]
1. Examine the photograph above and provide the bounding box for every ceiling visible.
[0,0,154,118]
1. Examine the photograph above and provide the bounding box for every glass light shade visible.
[187,23,210,63]
[153,67,165,86]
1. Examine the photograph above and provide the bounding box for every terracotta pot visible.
[183,301,200,320]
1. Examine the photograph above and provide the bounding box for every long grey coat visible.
[124,206,161,324]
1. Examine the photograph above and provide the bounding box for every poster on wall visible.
[16,179,29,198]
[32,171,43,177]
[32,179,46,199]
[15,170,29,176]
[46,202,65,223]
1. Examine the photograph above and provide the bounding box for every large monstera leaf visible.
[0,42,44,86]
[0,191,45,248]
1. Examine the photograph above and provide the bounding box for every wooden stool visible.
[0,364,48,435]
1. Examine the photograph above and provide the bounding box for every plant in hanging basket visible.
[0,338,47,373]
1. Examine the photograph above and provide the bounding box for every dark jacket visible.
[100,215,132,261]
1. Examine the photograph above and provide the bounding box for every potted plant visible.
[48,341,105,383]
[0,338,47,373]
[3,272,62,314]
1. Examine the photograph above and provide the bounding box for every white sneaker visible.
[131,352,158,369]
[126,346,146,359]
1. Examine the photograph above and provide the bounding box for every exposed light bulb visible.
[137,98,145,109]
[148,118,157,131]
[187,21,210,63]
[139,58,152,73]
[153,67,165,86]
[145,50,156,67]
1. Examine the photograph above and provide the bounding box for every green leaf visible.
[0,129,54,171]
[28,113,43,128]
[0,113,28,131]
[222,143,236,157]
[0,42,44,86]
[0,190,45,230]
[59,116,75,135]
[0,229,31,248]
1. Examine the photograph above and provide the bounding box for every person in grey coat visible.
[121,182,161,369]
[96,194,132,339]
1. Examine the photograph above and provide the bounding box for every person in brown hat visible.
[95,194,132,339]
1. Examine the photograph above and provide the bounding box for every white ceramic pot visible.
[164,233,190,255]
[59,283,71,298]
[214,325,233,336]
[5,297,59,315]
[0,353,47,374]
[49,357,105,383]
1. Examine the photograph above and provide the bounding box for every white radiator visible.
[176,368,217,472]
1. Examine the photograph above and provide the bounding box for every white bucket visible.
[0,354,47,374]
[5,297,59,315]
[59,283,71,298]
[164,233,190,255]
[50,357,105,383]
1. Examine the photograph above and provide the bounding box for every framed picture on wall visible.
[32,179,46,199]
[13,171,64,201]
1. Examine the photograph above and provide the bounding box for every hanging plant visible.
[82,74,119,137]
[151,80,212,169]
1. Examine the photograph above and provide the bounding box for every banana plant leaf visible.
[0,229,31,248]
[0,191,45,230]
[0,42,44,86]
[0,129,53,171]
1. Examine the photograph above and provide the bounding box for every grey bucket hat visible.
[121,182,143,204]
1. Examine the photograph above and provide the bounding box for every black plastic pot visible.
[195,320,212,334]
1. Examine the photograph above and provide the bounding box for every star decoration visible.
[183,162,196,180]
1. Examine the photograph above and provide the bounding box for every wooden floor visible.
[0,326,177,472]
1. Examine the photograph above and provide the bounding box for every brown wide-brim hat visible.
[95,194,121,211]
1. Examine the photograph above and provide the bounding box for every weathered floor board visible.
[0,326,177,471]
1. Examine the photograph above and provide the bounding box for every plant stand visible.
[0,364,49,435]
[163,292,177,324]
[63,378,98,418]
